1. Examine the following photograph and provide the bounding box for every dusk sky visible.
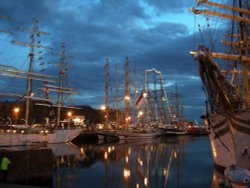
[0,0,225,121]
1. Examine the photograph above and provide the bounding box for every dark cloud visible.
[144,0,195,13]
[0,0,209,120]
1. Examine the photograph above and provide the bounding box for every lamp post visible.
[67,111,73,128]
[67,111,73,121]
[100,105,108,126]
[67,111,72,118]
[124,95,131,127]
[13,107,20,125]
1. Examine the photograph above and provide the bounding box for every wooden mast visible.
[124,57,130,127]
[238,0,249,107]
[12,18,51,126]
[115,63,119,126]
[105,58,109,125]
[191,0,250,108]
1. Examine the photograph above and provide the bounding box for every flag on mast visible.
[136,92,144,108]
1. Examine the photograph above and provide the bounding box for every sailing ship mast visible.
[171,83,185,123]
[132,63,138,125]
[12,18,51,126]
[46,42,78,127]
[115,63,119,126]
[124,57,130,127]
[144,68,173,126]
[37,42,79,127]
[56,43,66,127]
[104,58,110,125]
[191,0,250,108]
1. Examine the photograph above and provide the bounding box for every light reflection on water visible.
[52,136,220,188]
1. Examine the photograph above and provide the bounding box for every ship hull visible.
[230,111,250,170]
[208,112,250,170]
[0,128,82,147]
[116,129,160,140]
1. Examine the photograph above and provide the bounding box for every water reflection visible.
[1,136,221,187]
[52,136,215,188]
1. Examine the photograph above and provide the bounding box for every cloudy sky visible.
[0,0,222,121]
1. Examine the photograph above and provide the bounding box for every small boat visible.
[95,129,118,141]
[224,165,250,188]
[160,124,187,136]
[186,124,210,135]
[116,127,160,140]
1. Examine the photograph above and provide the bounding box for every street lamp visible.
[13,107,20,124]
[137,111,143,118]
[124,96,130,101]
[100,105,106,111]
[67,111,72,118]
[67,111,73,128]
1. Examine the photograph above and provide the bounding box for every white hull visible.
[0,128,82,147]
[116,129,160,140]
[95,130,118,140]
[230,111,250,170]
[208,112,250,170]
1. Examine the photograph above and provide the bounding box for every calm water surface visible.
[52,135,220,188]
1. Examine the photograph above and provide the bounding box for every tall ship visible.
[190,0,250,171]
[0,18,82,146]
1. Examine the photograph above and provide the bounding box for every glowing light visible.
[137,111,143,117]
[123,169,130,179]
[100,105,106,111]
[80,148,85,154]
[124,96,130,101]
[138,158,143,166]
[13,107,20,113]
[144,177,148,185]
[128,148,131,155]
[108,147,112,153]
[104,151,108,160]
[126,156,129,163]
[98,124,104,129]
[210,139,217,158]
[67,111,72,117]
[189,51,197,55]
[125,116,131,122]
[74,118,80,123]
[143,92,147,98]
[173,151,177,158]
[163,168,167,176]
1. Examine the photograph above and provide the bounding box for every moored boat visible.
[95,129,118,141]
[186,123,210,135]
[0,18,82,147]
[224,165,250,188]
[0,123,82,147]
[190,0,250,170]
[160,124,187,136]
[116,127,160,140]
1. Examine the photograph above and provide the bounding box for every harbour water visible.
[2,135,223,188]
